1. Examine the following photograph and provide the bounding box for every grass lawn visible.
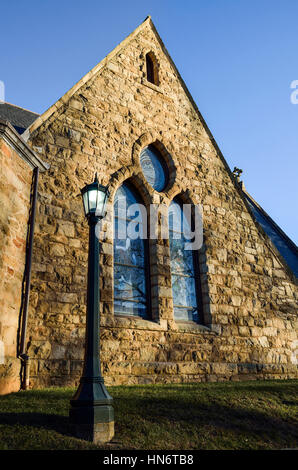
[0,380,297,450]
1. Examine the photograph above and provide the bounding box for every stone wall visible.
[0,135,32,394]
[25,18,297,389]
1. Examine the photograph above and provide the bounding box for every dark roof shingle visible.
[0,102,39,134]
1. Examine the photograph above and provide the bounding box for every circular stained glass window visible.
[140,145,168,192]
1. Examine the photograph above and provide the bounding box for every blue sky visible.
[1,0,297,242]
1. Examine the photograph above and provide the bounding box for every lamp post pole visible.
[69,177,114,444]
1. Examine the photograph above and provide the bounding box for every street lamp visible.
[69,173,114,444]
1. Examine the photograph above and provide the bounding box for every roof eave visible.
[242,187,298,253]
[0,119,49,171]
[237,182,297,283]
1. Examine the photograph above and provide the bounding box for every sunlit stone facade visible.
[1,17,297,392]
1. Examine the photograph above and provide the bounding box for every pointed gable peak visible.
[23,15,156,139]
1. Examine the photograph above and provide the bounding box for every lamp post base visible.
[69,377,114,444]
[69,403,114,444]
[71,419,114,444]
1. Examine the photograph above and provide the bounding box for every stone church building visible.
[0,17,297,394]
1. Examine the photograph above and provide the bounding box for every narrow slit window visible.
[146,53,158,85]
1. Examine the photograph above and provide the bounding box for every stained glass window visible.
[140,145,168,192]
[113,182,148,318]
[169,199,200,323]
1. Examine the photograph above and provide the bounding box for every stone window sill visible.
[175,321,219,335]
[102,314,166,331]
[141,78,163,94]
[101,315,221,335]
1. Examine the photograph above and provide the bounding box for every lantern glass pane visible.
[88,189,98,212]
[83,192,89,216]
[96,190,106,216]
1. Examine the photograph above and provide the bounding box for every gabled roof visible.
[0,102,39,134]
[241,186,298,278]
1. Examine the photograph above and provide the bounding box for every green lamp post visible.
[69,173,114,444]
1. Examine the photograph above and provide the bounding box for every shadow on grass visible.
[0,382,297,449]
[2,389,74,401]
[113,396,298,444]
[0,412,73,437]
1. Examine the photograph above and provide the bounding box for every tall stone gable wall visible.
[26,21,297,388]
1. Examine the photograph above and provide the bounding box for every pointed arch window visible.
[169,199,202,323]
[113,182,149,318]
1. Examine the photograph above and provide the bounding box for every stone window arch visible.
[113,180,150,318]
[168,197,203,323]
[146,52,159,86]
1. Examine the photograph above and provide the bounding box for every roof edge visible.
[0,119,49,171]
[242,186,297,253]
[1,101,40,116]
[146,18,237,185]
[238,182,297,283]
[24,15,152,139]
